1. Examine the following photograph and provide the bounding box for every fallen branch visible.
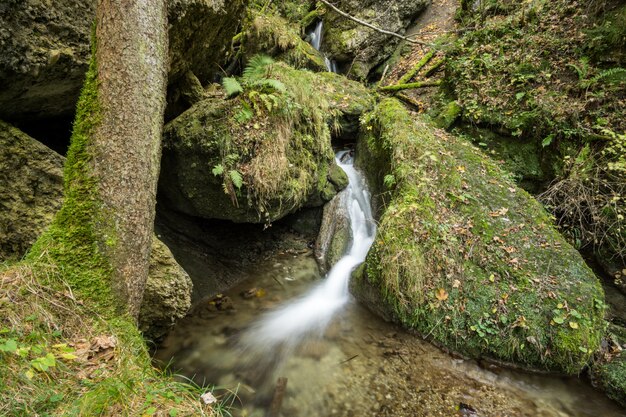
[319,0,428,46]
[396,92,423,110]
[397,51,435,85]
[379,80,442,92]
[423,57,446,78]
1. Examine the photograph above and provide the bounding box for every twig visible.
[319,0,429,46]
[423,57,446,78]
[339,354,359,364]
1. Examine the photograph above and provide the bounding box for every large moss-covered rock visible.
[0,122,191,335]
[351,99,606,374]
[0,121,64,260]
[0,0,246,123]
[322,0,430,80]
[243,12,327,72]
[139,237,192,341]
[159,62,373,223]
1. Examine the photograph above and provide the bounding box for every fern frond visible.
[222,77,243,97]
[250,78,286,92]
[229,170,243,189]
[591,67,626,85]
[243,55,275,82]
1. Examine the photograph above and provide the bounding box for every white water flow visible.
[308,20,338,72]
[238,151,376,356]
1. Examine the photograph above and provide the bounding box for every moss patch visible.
[353,98,606,374]
[160,60,374,223]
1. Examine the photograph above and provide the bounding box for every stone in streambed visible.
[351,98,605,374]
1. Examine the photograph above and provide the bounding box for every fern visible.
[250,78,286,92]
[229,170,243,189]
[242,55,275,82]
[234,104,254,123]
[589,67,626,86]
[212,164,224,176]
[222,77,243,98]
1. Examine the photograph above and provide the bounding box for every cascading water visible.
[237,151,376,364]
[307,20,338,73]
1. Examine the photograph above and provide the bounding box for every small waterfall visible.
[309,20,323,51]
[237,151,376,365]
[307,20,338,73]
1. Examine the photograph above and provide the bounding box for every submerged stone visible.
[351,98,606,374]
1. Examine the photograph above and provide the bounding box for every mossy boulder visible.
[351,98,606,374]
[0,121,64,261]
[139,237,192,341]
[243,12,327,72]
[159,61,373,223]
[593,351,626,407]
[322,0,429,80]
[316,191,351,272]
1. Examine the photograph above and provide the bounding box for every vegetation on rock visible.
[352,98,606,374]
[444,0,626,273]
[160,57,373,223]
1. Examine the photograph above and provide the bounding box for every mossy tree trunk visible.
[92,0,168,317]
[30,0,168,319]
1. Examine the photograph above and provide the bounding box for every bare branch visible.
[319,0,429,46]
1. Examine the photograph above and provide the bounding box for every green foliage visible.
[222,77,243,97]
[357,99,605,374]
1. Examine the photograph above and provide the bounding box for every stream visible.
[154,153,625,417]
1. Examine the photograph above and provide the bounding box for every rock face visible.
[0,0,246,124]
[351,99,605,374]
[0,122,191,336]
[167,0,248,84]
[0,120,64,260]
[159,62,372,224]
[139,237,193,341]
[315,191,351,273]
[322,0,430,79]
[0,0,94,123]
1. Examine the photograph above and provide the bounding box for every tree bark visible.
[92,0,168,317]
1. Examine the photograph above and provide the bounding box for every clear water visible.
[154,155,625,417]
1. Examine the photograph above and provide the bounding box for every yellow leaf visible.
[489,274,495,283]
[435,288,449,301]
[25,369,34,380]
[569,321,579,329]
[60,353,78,360]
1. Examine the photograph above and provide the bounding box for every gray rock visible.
[0,120,64,260]
[139,236,193,341]
[0,0,247,123]
[0,121,191,337]
[322,0,430,80]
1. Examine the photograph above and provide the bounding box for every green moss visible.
[162,61,373,223]
[354,98,606,374]
[27,35,118,316]
[595,354,626,407]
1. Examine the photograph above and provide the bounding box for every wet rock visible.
[139,237,193,341]
[0,121,63,261]
[352,99,605,374]
[322,0,430,80]
[316,191,351,272]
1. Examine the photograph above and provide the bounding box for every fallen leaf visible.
[452,279,461,288]
[201,392,217,405]
[569,321,579,329]
[435,288,449,301]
